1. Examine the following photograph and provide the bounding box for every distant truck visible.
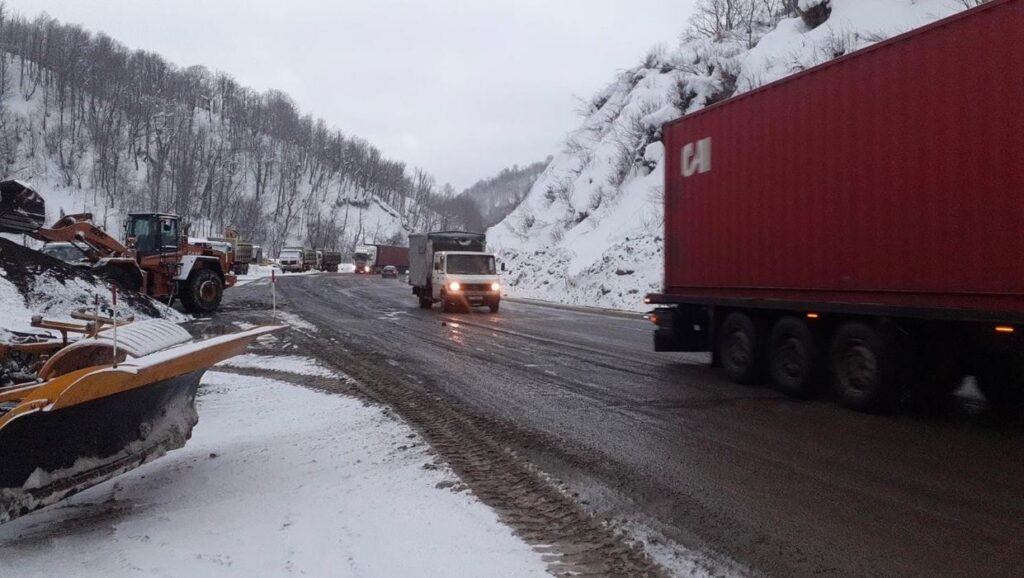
[210,227,254,275]
[646,0,1024,412]
[354,244,377,274]
[409,231,502,313]
[278,246,310,273]
[374,244,410,274]
[316,250,342,272]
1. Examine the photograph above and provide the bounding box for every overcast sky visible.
[5,0,697,190]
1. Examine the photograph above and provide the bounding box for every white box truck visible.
[409,232,502,313]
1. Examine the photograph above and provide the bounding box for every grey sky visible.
[5,0,697,190]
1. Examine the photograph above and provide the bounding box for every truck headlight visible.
[490,283,500,292]
[449,282,461,292]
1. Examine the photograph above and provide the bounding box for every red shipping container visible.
[375,245,410,270]
[661,0,1024,319]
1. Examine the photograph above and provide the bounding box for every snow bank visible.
[217,353,337,378]
[0,238,185,334]
[0,369,548,577]
[490,0,971,311]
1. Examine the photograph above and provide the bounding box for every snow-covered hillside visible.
[489,0,971,311]
[0,70,429,254]
[0,9,465,257]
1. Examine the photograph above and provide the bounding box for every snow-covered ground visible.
[0,356,548,577]
[489,0,969,312]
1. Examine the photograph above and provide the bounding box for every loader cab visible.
[126,213,181,256]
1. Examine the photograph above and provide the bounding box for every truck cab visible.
[278,247,305,273]
[429,251,501,313]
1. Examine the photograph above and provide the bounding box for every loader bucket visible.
[0,180,45,234]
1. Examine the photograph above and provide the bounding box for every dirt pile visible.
[0,238,180,323]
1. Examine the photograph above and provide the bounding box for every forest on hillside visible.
[0,3,480,253]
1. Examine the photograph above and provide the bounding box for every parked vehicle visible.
[209,227,254,275]
[40,242,90,267]
[278,246,308,273]
[409,232,501,313]
[316,250,342,272]
[646,0,1024,412]
[381,265,398,279]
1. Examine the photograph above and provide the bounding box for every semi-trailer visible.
[374,244,410,274]
[646,0,1024,412]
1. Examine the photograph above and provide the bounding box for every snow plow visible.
[0,312,282,524]
[0,179,236,314]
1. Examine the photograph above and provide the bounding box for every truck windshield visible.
[281,251,300,260]
[447,255,495,275]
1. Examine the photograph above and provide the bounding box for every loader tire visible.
[180,268,223,314]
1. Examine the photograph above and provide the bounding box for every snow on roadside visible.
[0,367,548,577]
[217,353,337,378]
[274,310,319,333]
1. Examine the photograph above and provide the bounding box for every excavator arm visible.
[27,214,129,262]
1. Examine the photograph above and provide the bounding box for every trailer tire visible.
[718,311,763,385]
[830,322,898,412]
[768,317,818,398]
[179,268,223,314]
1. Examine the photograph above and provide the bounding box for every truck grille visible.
[460,283,495,292]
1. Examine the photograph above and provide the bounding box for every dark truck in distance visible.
[316,250,341,272]
[646,0,1024,413]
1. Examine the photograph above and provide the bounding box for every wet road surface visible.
[230,273,1024,577]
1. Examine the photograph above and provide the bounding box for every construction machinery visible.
[0,180,236,314]
[0,310,282,524]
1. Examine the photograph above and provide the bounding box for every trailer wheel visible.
[830,322,898,412]
[768,317,818,398]
[718,311,763,385]
[179,268,223,314]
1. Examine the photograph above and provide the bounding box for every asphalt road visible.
[232,273,1024,578]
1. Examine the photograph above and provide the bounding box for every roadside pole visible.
[272,269,277,320]
[112,286,119,368]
